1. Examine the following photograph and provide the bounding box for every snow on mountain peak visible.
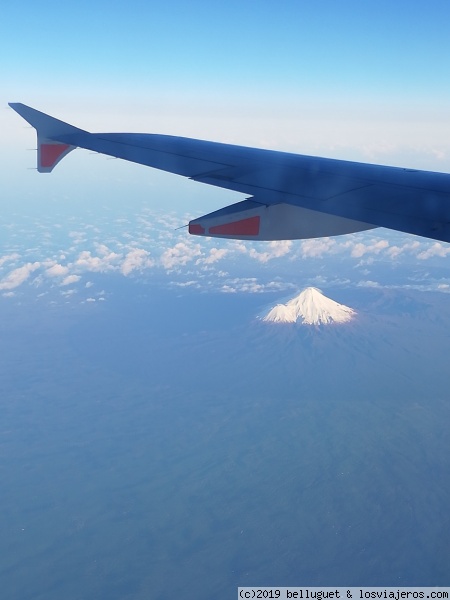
[262,287,355,325]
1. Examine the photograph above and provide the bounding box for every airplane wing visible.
[9,102,450,242]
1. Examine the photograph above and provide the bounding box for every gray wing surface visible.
[9,102,450,242]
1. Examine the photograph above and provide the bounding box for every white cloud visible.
[68,231,87,244]
[172,280,198,287]
[160,241,202,269]
[197,247,228,265]
[95,243,113,256]
[248,240,293,263]
[121,248,154,275]
[229,241,248,254]
[61,275,81,286]
[220,277,262,293]
[357,280,380,288]
[300,238,335,258]
[386,246,403,259]
[0,253,20,268]
[386,240,420,259]
[75,250,121,272]
[417,242,450,260]
[0,262,41,290]
[220,277,294,294]
[46,263,69,277]
[351,239,389,258]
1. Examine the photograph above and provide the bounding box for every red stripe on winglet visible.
[189,223,206,235]
[209,216,260,236]
[40,144,70,167]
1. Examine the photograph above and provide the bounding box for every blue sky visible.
[4,0,450,98]
[3,0,450,148]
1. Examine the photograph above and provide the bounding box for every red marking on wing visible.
[209,216,260,236]
[40,143,70,168]
[189,223,206,235]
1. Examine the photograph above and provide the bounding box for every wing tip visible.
[9,103,81,173]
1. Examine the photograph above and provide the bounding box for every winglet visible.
[9,103,87,173]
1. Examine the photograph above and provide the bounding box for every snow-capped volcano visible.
[263,287,355,325]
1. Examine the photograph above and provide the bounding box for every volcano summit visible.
[262,287,356,325]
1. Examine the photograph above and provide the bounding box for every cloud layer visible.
[1,206,449,303]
